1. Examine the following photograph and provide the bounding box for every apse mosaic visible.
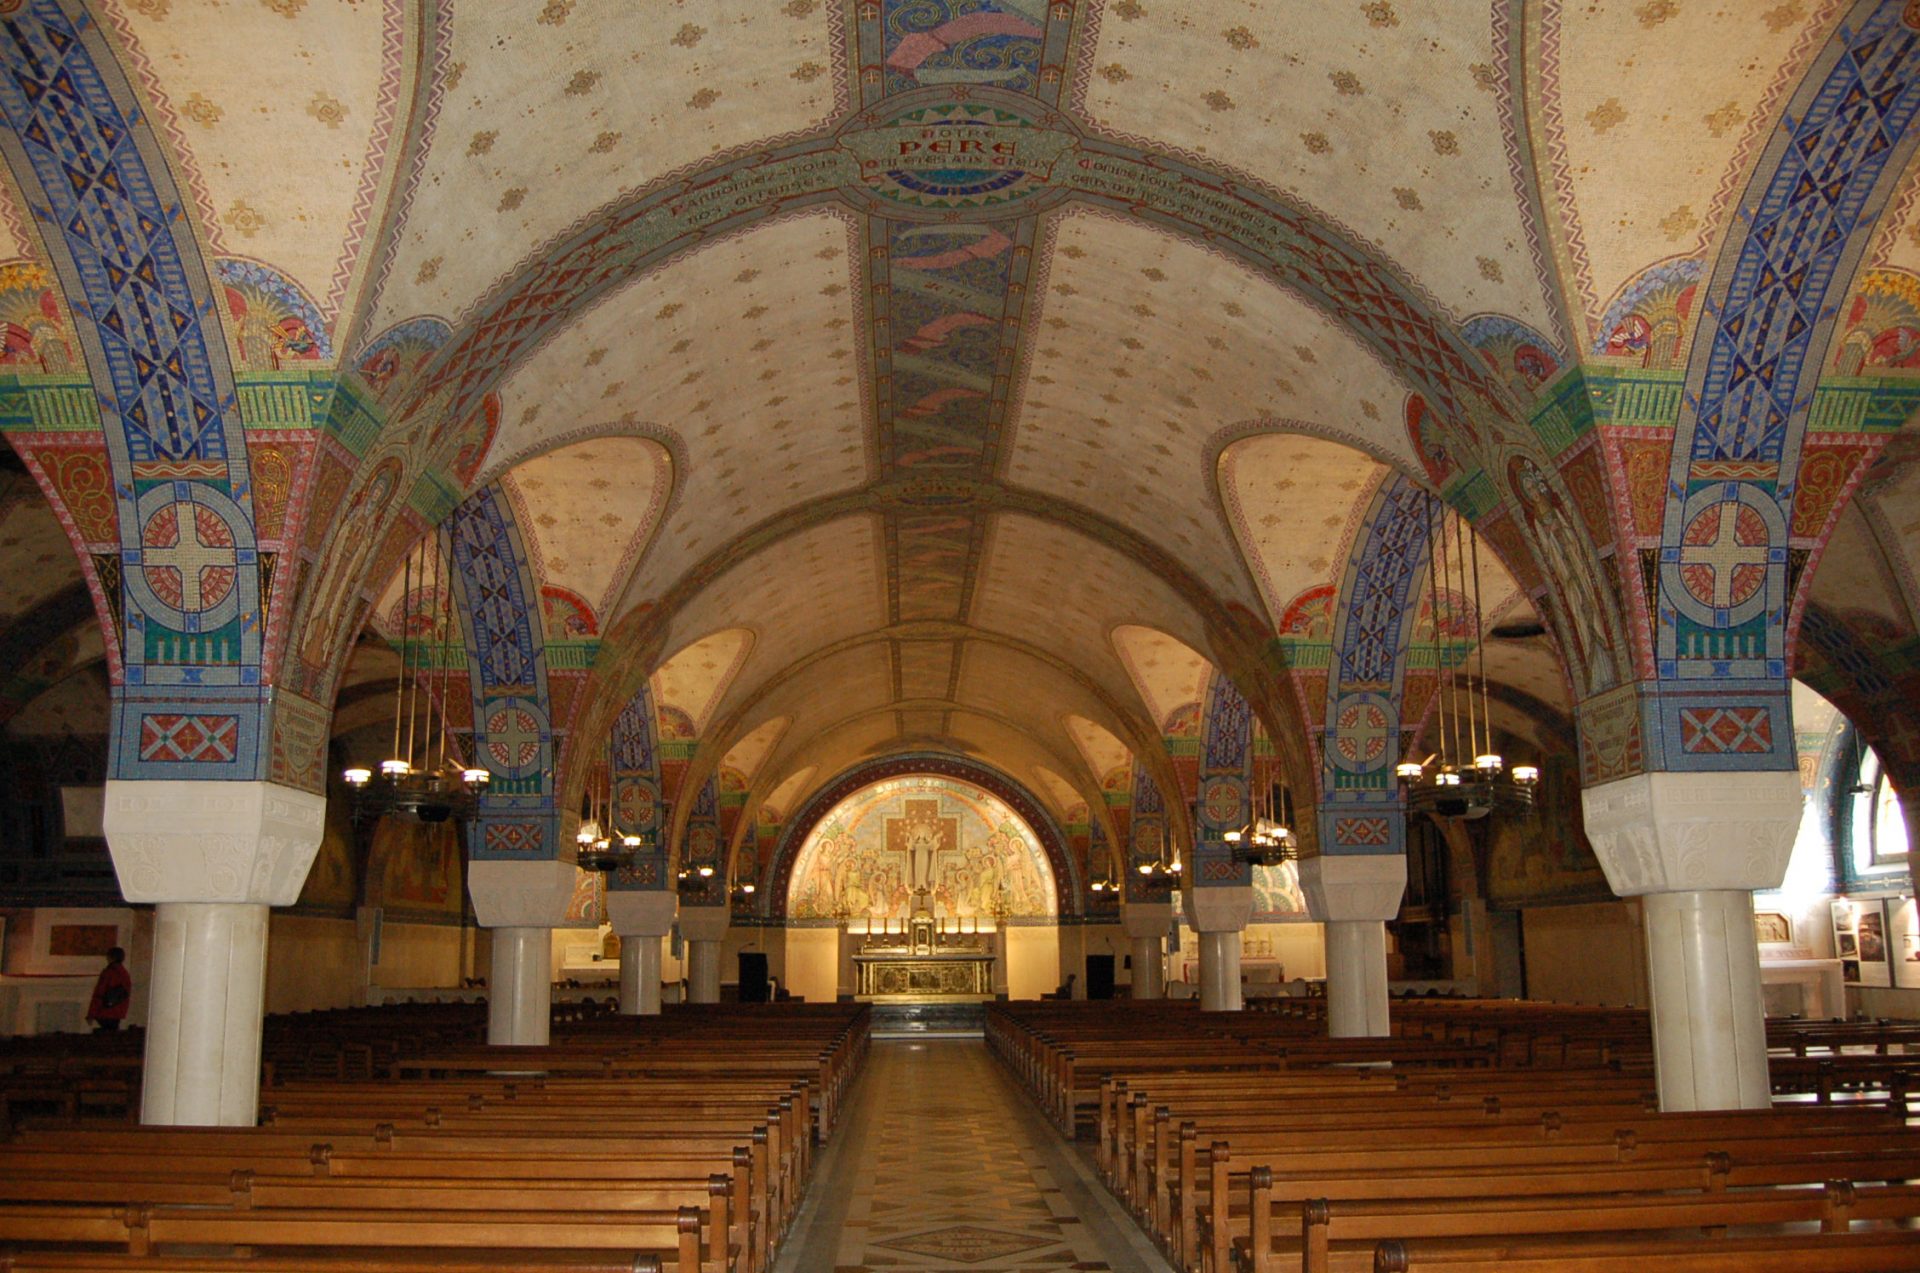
[787,774,1056,920]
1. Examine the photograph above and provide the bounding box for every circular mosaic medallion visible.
[616,780,657,832]
[123,483,254,634]
[483,699,545,777]
[1333,693,1393,772]
[1659,483,1783,628]
[1201,775,1245,828]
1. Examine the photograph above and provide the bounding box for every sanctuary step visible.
[870,1000,987,1038]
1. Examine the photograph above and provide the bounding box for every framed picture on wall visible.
[1889,896,1920,991]
[1754,911,1794,946]
[1857,901,1893,988]
[1833,899,1860,980]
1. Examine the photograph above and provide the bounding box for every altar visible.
[853,950,995,1000]
[852,900,996,1001]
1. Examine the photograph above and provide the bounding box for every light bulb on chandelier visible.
[341,527,490,825]
[1395,490,1540,822]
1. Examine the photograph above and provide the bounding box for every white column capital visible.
[677,903,731,942]
[605,890,678,937]
[467,858,577,929]
[1581,770,1803,896]
[1299,853,1408,922]
[1121,901,1174,939]
[1183,885,1253,934]
[104,779,325,905]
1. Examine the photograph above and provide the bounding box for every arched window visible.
[1835,725,1909,885]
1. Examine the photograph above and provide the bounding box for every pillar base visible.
[679,905,729,1006]
[1123,903,1172,1000]
[104,780,326,1126]
[468,860,577,1046]
[1582,769,1802,1111]
[1300,854,1406,1039]
[1185,887,1252,1012]
[607,891,676,1016]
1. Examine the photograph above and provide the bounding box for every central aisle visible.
[778,1039,1174,1272]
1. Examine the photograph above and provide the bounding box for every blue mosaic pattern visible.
[1660,1,1920,692]
[447,485,558,860]
[609,680,667,892]
[879,0,1047,98]
[1193,672,1252,888]
[0,1,269,775]
[1123,763,1167,905]
[1317,475,1432,854]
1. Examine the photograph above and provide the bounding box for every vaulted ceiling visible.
[4,0,1920,854]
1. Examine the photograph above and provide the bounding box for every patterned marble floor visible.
[776,1040,1173,1273]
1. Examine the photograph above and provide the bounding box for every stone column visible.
[992,921,1010,997]
[1122,902,1173,1000]
[1583,770,1803,1111]
[468,858,576,1046]
[679,905,729,1004]
[836,920,856,1001]
[606,891,676,1016]
[1300,853,1407,1038]
[1185,886,1253,1011]
[103,780,326,1126]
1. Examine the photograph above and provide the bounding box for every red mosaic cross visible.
[142,500,237,613]
[1678,499,1769,610]
[1333,816,1392,846]
[1679,706,1774,754]
[138,713,239,763]
[482,822,542,854]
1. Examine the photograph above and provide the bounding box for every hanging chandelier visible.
[343,527,489,823]
[1225,716,1297,865]
[576,737,652,872]
[1134,841,1183,890]
[1396,490,1540,821]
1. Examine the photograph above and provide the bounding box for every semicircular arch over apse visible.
[763,753,1080,920]
[784,771,1058,924]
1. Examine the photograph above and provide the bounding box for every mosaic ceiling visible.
[3,0,1920,858]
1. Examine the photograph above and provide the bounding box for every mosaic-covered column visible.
[103,781,325,1124]
[1311,473,1432,1034]
[1582,770,1802,1110]
[605,683,672,1014]
[1189,675,1257,1010]
[1300,847,1407,1038]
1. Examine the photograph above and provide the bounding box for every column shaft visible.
[1197,931,1242,1011]
[141,902,270,1126]
[687,939,722,1004]
[1130,935,1164,1000]
[1642,889,1770,1111]
[836,928,856,1001]
[1324,918,1391,1037]
[618,935,662,1015]
[487,926,552,1046]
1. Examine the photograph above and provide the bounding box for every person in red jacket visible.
[85,946,131,1032]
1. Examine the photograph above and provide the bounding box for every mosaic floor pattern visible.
[777,1040,1171,1273]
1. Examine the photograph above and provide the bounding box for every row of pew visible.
[0,1000,870,1273]
[989,999,1920,1272]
